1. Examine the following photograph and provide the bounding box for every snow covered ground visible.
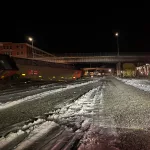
[0,81,105,150]
[15,121,59,150]
[117,78,150,92]
[0,120,59,150]
[47,85,103,126]
[0,79,100,110]
[3,77,150,149]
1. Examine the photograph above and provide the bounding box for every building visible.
[136,64,150,77]
[0,42,54,58]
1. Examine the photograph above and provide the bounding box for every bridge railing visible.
[55,52,150,57]
[56,53,117,57]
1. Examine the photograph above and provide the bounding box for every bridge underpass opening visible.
[74,63,116,77]
[73,62,150,78]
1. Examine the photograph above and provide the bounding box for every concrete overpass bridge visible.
[28,55,150,64]
[12,54,150,77]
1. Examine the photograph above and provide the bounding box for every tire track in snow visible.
[0,79,119,150]
[92,84,118,136]
[0,84,101,149]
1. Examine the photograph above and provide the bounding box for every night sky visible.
[0,7,150,55]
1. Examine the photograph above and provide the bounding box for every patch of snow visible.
[59,87,98,118]
[48,86,101,127]
[117,78,150,92]
[22,118,45,130]
[15,121,59,150]
[81,119,90,128]
[40,83,56,88]
[0,130,25,149]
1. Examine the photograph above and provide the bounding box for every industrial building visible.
[0,42,54,58]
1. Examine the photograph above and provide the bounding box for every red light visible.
[34,70,38,75]
[28,70,38,75]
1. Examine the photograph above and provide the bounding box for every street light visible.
[115,32,119,56]
[28,37,34,58]
[115,32,118,37]
[28,37,33,42]
[28,37,34,76]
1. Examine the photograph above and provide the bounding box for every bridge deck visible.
[13,56,150,64]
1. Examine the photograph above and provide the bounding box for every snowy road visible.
[1,77,150,149]
[0,79,90,103]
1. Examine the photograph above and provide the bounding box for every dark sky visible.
[0,7,149,54]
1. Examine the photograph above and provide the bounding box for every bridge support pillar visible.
[116,62,121,77]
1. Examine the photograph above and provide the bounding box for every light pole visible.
[115,32,119,56]
[28,37,34,76]
[28,37,34,58]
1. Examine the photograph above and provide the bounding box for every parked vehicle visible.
[122,63,136,77]
[0,54,18,79]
